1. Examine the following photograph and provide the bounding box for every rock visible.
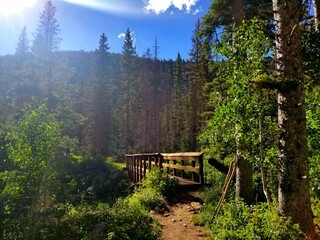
[172,219,176,222]
[190,202,202,212]
[163,213,170,217]
[183,224,187,227]
[149,210,155,214]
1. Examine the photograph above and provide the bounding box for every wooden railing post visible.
[139,156,143,182]
[159,154,163,172]
[181,160,185,178]
[192,160,196,182]
[143,156,147,179]
[148,156,151,171]
[173,160,177,176]
[134,156,137,182]
[199,154,204,184]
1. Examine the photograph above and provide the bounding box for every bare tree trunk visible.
[273,0,317,238]
[313,0,320,31]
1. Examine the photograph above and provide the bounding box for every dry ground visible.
[151,191,210,240]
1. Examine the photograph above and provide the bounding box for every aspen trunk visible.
[232,0,254,204]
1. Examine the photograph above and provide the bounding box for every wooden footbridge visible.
[125,152,204,186]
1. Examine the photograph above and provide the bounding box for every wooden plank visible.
[125,153,160,157]
[162,152,203,157]
[170,175,202,187]
[162,152,203,161]
[162,163,200,173]
[163,156,201,161]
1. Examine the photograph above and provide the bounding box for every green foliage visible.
[141,169,179,198]
[301,29,320,85]
[306,86,320,197]
[54,151,131,204]
[125,170,179,213]
[200,19,277,197]
[312,198,320,226]
[3,103,60,196]
[129,187,167,213]
[33,200,158,240]
[208,201,301,240]
[0,103,61,239]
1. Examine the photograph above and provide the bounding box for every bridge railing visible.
[125,152,204,184]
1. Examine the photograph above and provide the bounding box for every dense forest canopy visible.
[0,0,320,239]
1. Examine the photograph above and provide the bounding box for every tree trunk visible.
[313,0,320,31]
[273,0,317,238]
[232,0,254,204]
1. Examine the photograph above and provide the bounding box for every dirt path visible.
[151,191,210,240]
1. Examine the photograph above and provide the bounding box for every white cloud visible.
[192,7,202,15]
[118,33,125,38]
[144,0,198,15]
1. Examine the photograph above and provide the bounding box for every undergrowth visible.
[28,169,178,240]
[198,196,302,240]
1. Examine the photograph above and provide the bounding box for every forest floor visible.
[151,190,211,240]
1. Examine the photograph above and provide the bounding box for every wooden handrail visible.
[125,152,204,184]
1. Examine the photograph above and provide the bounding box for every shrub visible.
[209,201,301,240]
[34,200,159,240]
[129,187,168,212]
[141,169,179,198]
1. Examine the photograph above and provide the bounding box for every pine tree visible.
[32,0,61,108]
[187,19,207,151]
[15,26,29,55]
[32,0,61,56]
[172,52,187,151]
[85,33,113,155]
[118,28,139,153]
[273,0,317,237]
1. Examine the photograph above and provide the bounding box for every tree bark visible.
[273,0,317,238]
[313,0,320,31]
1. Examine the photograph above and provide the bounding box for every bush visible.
[54,154,131,204]
[209,201,301,240]
[141,170,179,198]
[129,187,168,212]
[34,200,159,240]
[312,198,320,227]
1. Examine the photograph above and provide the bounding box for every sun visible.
[0,0,37,16]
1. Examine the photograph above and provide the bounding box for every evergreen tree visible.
[118,28,140,153]
[187,19,207,151]
[153,37,160,61]
[172,52,188,151]
[272,0,317,237]
[15,26,29,55]
[32,0,61,56]
[85,33,113,155]
[32,0,61,108]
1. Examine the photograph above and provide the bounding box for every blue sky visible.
[0,0,211,60]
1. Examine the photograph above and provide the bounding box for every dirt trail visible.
[151,191,210,240]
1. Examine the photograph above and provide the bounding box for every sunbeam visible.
[0,0,37,16]
[61,0,141,15]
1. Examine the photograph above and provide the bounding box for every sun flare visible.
[0,0,36,16]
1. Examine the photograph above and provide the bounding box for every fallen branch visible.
[210,158,237,223]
